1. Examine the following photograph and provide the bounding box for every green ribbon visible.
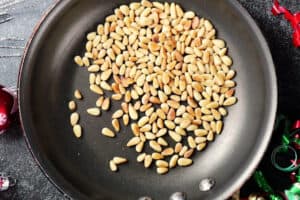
[251,115,300,200]
[254,171,275,194]
[254,171,283,200]
[254,170,283,200]
[285,183,300,200]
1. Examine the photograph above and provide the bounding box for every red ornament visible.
[0,86,18,134]
[272,0,300,47]
[292,120,300,130]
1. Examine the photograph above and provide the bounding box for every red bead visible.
[0,87,14,133]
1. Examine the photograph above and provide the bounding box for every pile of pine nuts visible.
[70,0,237,174]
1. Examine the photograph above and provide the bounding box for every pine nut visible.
[184,149,194,158]
[109,160,118,172]
[197,143,207,151]
[129,104,138,120]
[136,141,145,153]
[127,137,140,147]
[178,158,193,167]
[112,119,120,132]
[112,109,124,119]
[73,124,82,138]
[70,112,79,126]
[137,153,146,162]
[74,56,83,66]
[157,137,168,146]
[87,108,101,117]
[175,143,183,153]
[157,167,168,175]
[90,84,103,95]
[149,140,162,152]
[113,157,128,164]
[216,121,223,134]
[74,89,83,100]
[223,97,237,106]
[161,147,174,156]
[102,128,115,138]
[187,136,196,149]
[68,101,77,111]
[156,160,169,168]
[144,155,152,168]
[169,131,182,142]
[169,155,179,168]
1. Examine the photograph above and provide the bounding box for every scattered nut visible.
[102,127,115,138]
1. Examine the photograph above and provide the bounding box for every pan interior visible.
[19,0,277,199]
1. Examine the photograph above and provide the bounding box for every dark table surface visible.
[0,0,299,199]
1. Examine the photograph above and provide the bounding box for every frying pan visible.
[18,0,277,199]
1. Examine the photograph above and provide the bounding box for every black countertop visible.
[0,0,299,199]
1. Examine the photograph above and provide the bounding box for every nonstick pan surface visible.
[18,0,277,199]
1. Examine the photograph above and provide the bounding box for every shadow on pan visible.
[18,0,277,199]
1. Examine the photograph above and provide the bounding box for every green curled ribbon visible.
[271,145,299,172]
[253,171,283,200]
[285,183,300,200]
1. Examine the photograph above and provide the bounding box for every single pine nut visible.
[131,123,140,136]
[68,101,77,111]
[179,146,188,156]
[90,84,103,95]
[178,158,193,167]
[150,140,162,152]
[112,119,120,132]
[144,155,152,168]
[169,155,179,168]
[187,136,196,149]
[129,104,138,120]
[157,167,168,175]
[169,131,182,142]
[102,128,115,138]
[127,137,140,147]
[161,147,174,156]
[112,109,124,119]
[157,137,168,146]
[184,149,194,158]
[109,160,118,172]
[197,143,207,151]
[73,124,82,138]
[87,108,101,116]
[74,56,83,66]
[137,153,146,162]
[70,112,79,126]
[136,142,145,153]
[113,157,127,164]
[195,137,207,144]
[123,114,130,126]
[175,143,183,153]
[223,97,237,106]
[216,121,223,134]
[156,160,169,168]
[74,89,83,100]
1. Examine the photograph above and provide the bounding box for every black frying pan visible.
[18,0,277,199]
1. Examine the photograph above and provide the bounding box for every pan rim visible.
[17,0,278,199]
